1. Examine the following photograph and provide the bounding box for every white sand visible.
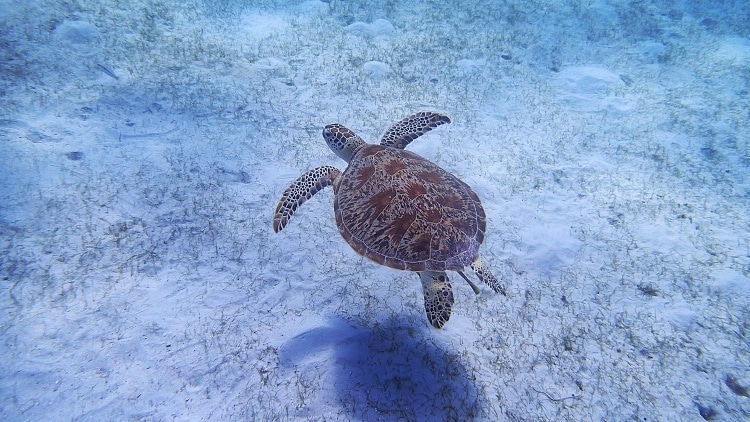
[1,0,748,419]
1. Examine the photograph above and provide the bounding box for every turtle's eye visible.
[323,123,358,162]
[322,126,334,138]
[323,125,345,151]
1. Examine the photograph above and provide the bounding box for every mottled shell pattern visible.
[334,144,486,272]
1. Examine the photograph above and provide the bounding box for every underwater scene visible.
[1,0,749,420]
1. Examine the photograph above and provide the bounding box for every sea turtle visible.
[273,112,505,328]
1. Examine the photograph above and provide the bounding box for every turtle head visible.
[323,124,366,163]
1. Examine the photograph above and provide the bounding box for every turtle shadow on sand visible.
[278,316,483,420]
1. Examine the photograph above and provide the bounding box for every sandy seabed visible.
[1,0,749,420]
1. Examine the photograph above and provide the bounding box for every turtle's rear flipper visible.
[470,256,506,296]
[419,271,453,329]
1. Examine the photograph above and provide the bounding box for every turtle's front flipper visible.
[273,165,341,233]
[470,257,506,296]
[419,271,454,329]
[380,111,451,149]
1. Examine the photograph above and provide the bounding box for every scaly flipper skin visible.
[419,271,454,329]
[273,165,342,233]
[380,111,451,149]
[470,257,506,296]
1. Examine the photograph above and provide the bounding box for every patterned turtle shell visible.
[333,144,486,272]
